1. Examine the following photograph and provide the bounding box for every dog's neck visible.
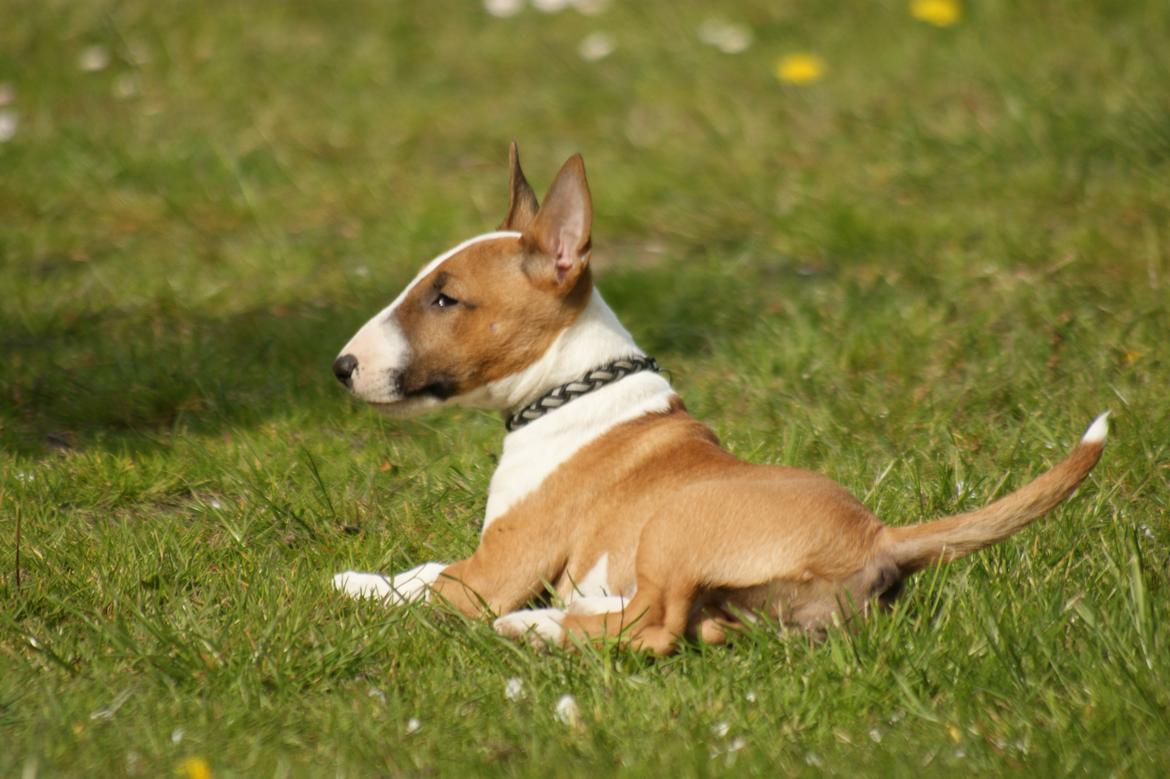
[465,288,653,416]
[479,289,677,531]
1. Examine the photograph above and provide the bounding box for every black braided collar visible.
[505,356,661,432]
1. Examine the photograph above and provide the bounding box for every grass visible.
[2,0,1169,775]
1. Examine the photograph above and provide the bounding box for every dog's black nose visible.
[332,354,358,387]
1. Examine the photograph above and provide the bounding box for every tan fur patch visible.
[392,236,592,400]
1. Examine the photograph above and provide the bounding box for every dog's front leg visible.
[429,556,553,619]
[427,519,565,618]
[336,512,564,617]
[333,562,448,605]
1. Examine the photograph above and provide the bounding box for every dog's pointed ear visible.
[499,141,540,232]
[522,153,592,292]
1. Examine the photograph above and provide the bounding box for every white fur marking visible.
[385,231,521,314]
[1082,411,1110,444]
[573,552,610,597]
[493,608,566,647]
[333,571,393,600]
[333,561,447,605]
[565,594,628,616]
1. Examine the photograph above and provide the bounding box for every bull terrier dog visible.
[331,143,1108,655]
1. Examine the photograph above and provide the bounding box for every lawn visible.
[2,0,1169,775]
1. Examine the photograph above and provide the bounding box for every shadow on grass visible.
[1,241,857,457]
[0,298,352,455]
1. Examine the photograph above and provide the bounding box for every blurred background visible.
[2,0,1166,453]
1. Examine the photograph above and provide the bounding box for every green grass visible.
[3,0,1169,775]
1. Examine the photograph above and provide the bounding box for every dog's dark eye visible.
[433,292,459,309]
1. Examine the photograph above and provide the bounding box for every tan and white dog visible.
[332,144,1108,655]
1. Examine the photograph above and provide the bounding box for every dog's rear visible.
[554,412,1108,653]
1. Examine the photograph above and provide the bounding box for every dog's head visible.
[333,143,594,416]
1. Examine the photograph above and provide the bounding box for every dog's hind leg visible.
[628,582,693,655]
[493,608,568,649]
[691,611,737,645]
[492,594,629,648]
[559,579,694,656]
[557,595,652,649]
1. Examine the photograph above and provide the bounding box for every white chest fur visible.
[484,372,675,530]
[479,291,676,532]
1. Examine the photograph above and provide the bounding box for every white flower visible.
[484,0,524,17]
[405,717,421,734]
[171,727,185,745]
[697,19,753,54]
[79,45,111,72]
[554,694,580,726]
[578,32,615,62]
[712,721,730,738]
[504,677,525,701]
[869,728,883,743]
[0,110,16,143]
[744,690,757,703]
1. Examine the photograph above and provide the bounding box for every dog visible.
[331,143,1107,655]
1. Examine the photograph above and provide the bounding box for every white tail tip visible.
[1081,411,1110,444]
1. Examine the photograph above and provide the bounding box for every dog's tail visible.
[883,413,1109,575]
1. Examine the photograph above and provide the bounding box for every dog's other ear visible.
[499,141,540,232]
[522,153,592,292]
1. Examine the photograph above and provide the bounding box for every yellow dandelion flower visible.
[179,757,213,779]
[910,0,960,27]
[775,54,825,85]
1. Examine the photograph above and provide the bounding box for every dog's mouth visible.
[405,377,458,401]
[356,372,459,416]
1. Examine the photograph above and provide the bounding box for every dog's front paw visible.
[333,570,394,601]
[386,562,447,605]
[333,562,448,606]
[494,608,566,650]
